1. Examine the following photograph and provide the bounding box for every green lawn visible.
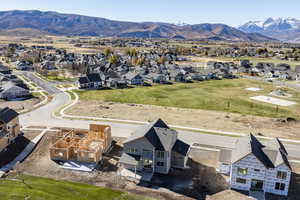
[67,91,76,100]
[46,75,75,82]
[75,79,300,119]
[0,174,154,200]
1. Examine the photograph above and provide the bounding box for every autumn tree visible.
[104,47,113,57]
[109,54,119,64]
[158,56,167,65]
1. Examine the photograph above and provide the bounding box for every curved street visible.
[19,72,300,162]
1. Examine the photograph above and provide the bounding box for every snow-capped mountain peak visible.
[239,17,300,32]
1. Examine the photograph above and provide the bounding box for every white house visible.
[219,134,292,196]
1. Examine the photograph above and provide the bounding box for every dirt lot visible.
[11,130,300,200]
[0,97,41,112]
[14,132,194,200]
[66,100,300,140]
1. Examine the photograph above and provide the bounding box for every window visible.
[254,169,260,172]
[127,148,138,154]
[277,171,287,180]
[157,162,164,166]
[156,151,165,158]
[144,159,153,169]
[236,178,247,184]
[237,167,248,175]
[275,182,285,191]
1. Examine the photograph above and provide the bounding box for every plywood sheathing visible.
[50,124,112,163]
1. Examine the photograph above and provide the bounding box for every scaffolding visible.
[50,124,112,163]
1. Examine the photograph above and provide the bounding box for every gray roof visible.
[0,107,18,123]
[119,153,140,166]
[124,72,142,80]
[231,134,291,169]
[124,119,177,151]
[172,139,190,156]
[219,149,232,164]
[1,82,29,94]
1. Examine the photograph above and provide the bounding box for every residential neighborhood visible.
[1,2,300,200]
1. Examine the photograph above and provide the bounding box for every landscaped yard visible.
[0,174,154,200]
[75,79,300,119]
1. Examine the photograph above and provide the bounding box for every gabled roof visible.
[172,139,190,156]
[0,107,18,123]
[124,72,142,80]
[0,64,11,72]
[86,73,101,82]
[78,76,89,84]
[124,119,177,151]
[264,138,291,169]
[119,153,140,166]
[232,134,291,170]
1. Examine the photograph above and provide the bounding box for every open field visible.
[75,79,300,119]
[66,98,300,140]
[0,174,153,200]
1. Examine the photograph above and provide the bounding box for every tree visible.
[158,56,166,65]
[136,56,145,66]
[130,48,138,57]
[104,47,113,57]
[124,48,131,56]
[256,48,268,55]
[109,54,119,64]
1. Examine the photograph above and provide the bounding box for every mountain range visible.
[238,17,300,42]
[0,10,276,42]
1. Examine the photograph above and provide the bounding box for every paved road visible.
[19,75,300,161]
[245,76,300,91]
[19,92,300,161]
[19,72,61,94]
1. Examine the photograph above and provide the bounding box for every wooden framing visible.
[50,124,112,163]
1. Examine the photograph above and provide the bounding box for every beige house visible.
[0,107,21,152]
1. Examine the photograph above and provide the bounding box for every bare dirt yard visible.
[66,100,300,140]
[14,132,194,200]
[0,97,41,112]
[11,130,300,200]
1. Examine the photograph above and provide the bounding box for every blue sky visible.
[0,0,300,26]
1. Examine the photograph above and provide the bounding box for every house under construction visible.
[50,124,112,164]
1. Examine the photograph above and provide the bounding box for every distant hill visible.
[0,10,276,42]
[239,17,300,42]
[0,28,49,37]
